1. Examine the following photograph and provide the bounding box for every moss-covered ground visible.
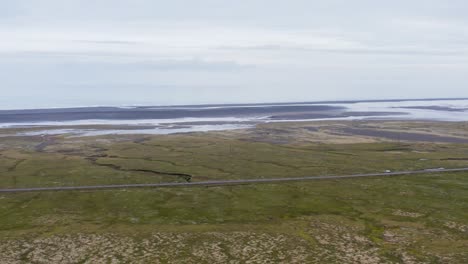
[0,121,467,263]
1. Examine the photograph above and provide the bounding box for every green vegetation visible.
[0,121,467,263]
[2,131,468,188]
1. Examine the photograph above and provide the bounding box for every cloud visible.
[1,0,468,108]
[72,40,140,45]
[126,59,254,71]
[217,45,466,57]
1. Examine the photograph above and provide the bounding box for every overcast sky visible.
[1,0,468,109]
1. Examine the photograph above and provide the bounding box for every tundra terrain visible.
[1,121,467,263]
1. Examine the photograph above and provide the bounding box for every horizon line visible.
[1,97,468,111]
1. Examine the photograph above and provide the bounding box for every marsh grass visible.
[0,121,467,262]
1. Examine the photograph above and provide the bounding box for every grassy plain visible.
[0,121,467,263]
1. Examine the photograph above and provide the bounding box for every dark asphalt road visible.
[1,168,468,193]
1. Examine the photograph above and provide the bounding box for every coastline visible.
[1,98,468,137]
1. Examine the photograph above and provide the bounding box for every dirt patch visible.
[444,221,468,232]
[392,210,423,218]
[0,232,312,263]
[340,128,468,143]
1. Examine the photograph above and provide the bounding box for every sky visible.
[1,0,468,109]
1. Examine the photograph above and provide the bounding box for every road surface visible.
[1,167,468,193]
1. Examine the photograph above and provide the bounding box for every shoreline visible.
[1,98,468,137]
[2,119,468,143]
[2,97,468,111]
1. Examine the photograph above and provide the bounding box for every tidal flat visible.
[0,121,467,263]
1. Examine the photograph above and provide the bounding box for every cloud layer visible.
[1,0,468,109]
